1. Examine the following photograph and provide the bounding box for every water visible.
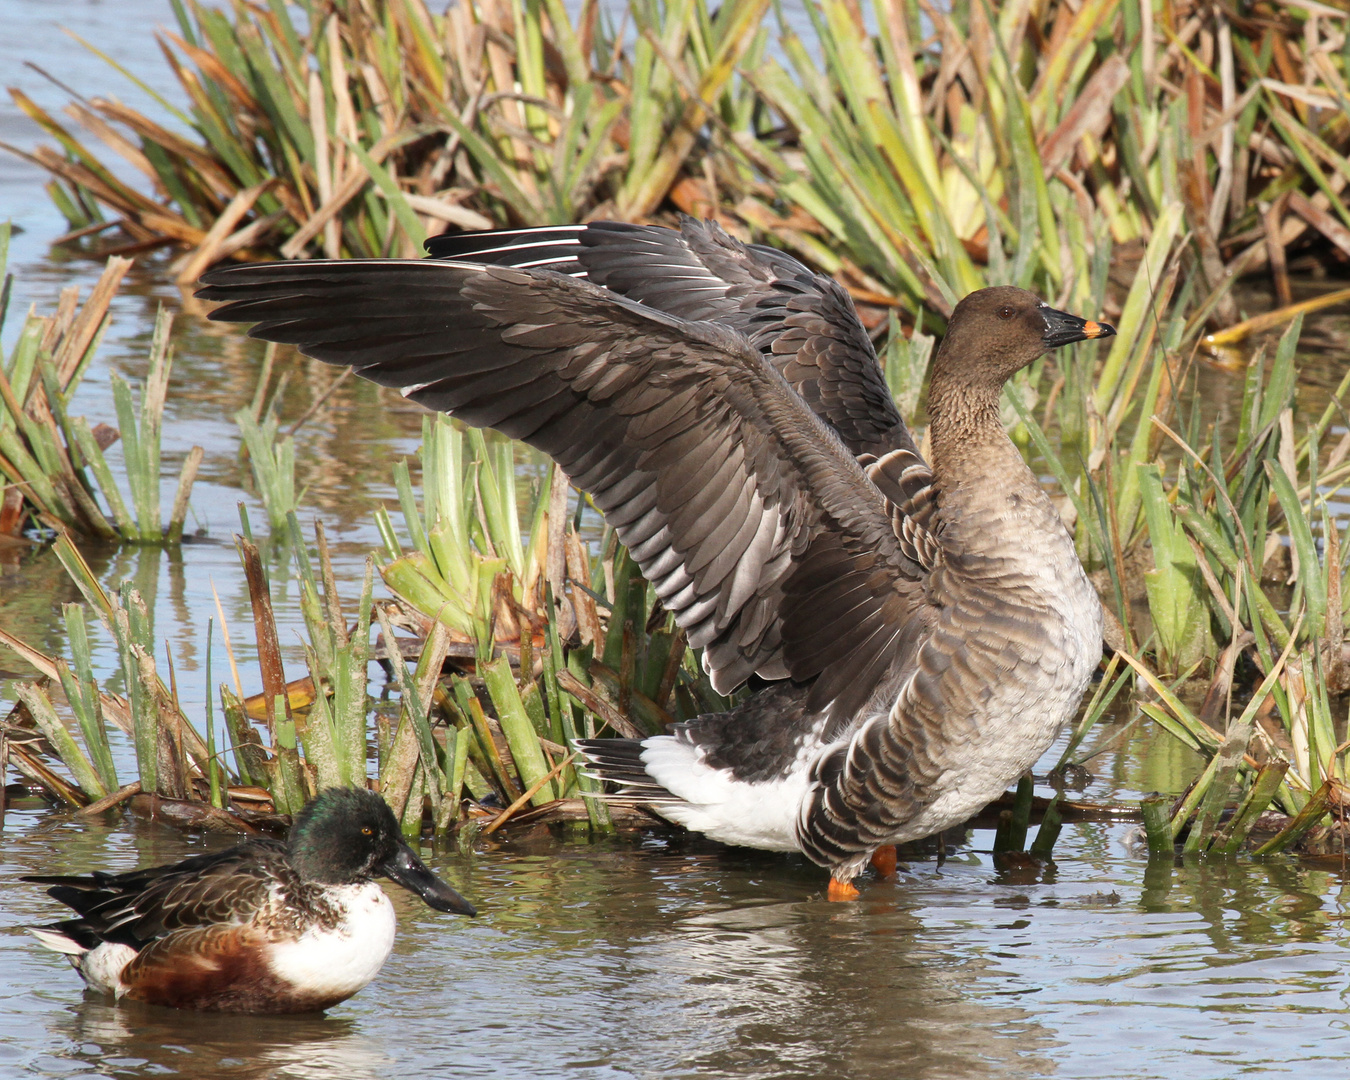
[6,783,1350,1079]
[5,3,1350,1077]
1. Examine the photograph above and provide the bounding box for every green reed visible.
[8,1,1349,333]
[4,0,1350,857]
[0,231,201,544]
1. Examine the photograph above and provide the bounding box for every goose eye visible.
[997,306,1015,320]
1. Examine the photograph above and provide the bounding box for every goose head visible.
[930,286,1115,400]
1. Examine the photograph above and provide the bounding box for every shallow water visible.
[5,3,1350,1078]
[7,766,1350,1080]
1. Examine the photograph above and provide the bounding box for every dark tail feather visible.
[573,738,680,805]
[21,874,125,919]
[20,873,109,887]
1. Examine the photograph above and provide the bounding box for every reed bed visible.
[4,0,1350,859]
[1021,285,1350,857]
[5,0,1349,325]
[2,0,768,274]
[4,265,1349,858]
[0,249,669,835]
[748,0,1350,323]
[1,391,724,837]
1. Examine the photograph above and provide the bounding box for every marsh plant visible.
[6,292,1350,859]
[0,227,201,544]
[1,409,729,837]
[5,0,1350,857]
[6,0,1350,324]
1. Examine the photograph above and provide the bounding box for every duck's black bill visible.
[382,843,477,916]
[1041,306,1116,348]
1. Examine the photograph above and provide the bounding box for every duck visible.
[23,786,476,1012]
[196,219,1114,900]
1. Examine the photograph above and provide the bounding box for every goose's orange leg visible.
[827,877,861,901]
[870,845,898,878]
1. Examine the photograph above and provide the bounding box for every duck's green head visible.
[288,787,477,915]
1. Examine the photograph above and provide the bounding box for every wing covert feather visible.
[427,219,917,460]
[40,842,285,947]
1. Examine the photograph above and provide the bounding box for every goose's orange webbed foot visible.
[827,877,861,902]
[869,845,898,879]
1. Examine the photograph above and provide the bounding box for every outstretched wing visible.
[425,219,918,461]
[198,260,930,725]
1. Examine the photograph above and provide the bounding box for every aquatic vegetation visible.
[0,422,701,838]
[235,349,300,534]
[746,0,1350,322]
[1046,311,1350,856]
[0,228,201,544]
[4,0,1350,871]
[373,414,731,831]
[4,208,1350,869]
[0,534,215,811]
[6,0,1350,330]
[1,0,766,266]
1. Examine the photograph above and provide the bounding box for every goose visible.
[196,220,1113,899]
[420,219,919,461]
[24,787,476,1012]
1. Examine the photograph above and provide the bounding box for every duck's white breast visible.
[266,882,396,999]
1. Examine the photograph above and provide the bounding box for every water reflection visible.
[1137,851,1338,945]
[452,837,1061,1079]
[8,812,1350,1079]
[51,1000,390,1080]
[659,898,1058,1078]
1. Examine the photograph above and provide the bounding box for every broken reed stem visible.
[1141,794,1176,855]
[76,781,142,816]
[556,669,644,739]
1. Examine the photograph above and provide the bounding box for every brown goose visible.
[197,221,1113,899]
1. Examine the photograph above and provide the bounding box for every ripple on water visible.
[7,756,1350,1079]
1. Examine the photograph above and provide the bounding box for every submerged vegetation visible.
[2,0,1350,865]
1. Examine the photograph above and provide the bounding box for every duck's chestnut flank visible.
[198,219,1112,899]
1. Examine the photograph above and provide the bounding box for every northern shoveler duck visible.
[197,219,1113,900]
[24,787,476,1012]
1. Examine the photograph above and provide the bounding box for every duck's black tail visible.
[573,738,677,805]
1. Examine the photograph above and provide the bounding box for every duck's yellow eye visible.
[361,826,373,836]
[997,306,1015,320]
